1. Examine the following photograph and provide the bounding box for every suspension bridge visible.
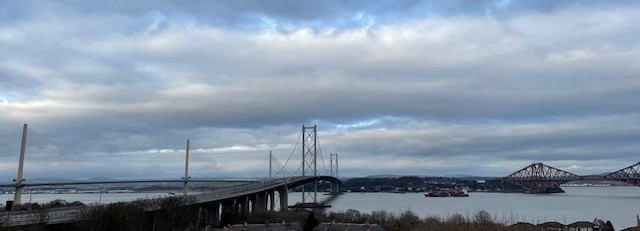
[0,124,341,227]
[504,162,640,193]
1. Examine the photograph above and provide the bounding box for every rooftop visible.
[313,222,385,231]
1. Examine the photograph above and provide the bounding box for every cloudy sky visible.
[1,0,639,180]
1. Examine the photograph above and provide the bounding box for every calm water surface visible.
[2,187,639,228]
[308,186,640,229]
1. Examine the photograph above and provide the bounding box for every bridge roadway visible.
[193,176,338,203]
[0,176,340,227]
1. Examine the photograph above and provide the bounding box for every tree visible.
[369,210,395,228]
[594,218,614,231]
[80,202,148,231]
[474,210,493,224]
[154,196,196,230]
[423,216,443,230]
[391,210,420,231]
[344,209,362,223]
[447,213,467,225]
[303,212,320,231]
[603,220,614,231]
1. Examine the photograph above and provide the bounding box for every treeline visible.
[0,200,531,231]
[291,176,523,193]
[2,201,615,231]
[221,209,512,231]
[340,176,523,192]
[223,209,615,231]
[0,199,85,213]
[1,197,199,231]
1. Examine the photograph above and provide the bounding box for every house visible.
[538,221,566,230]
[621,227,640,231]
[313,222,385,231]
[621,215,640,231]
[213,222,302,231]
[567,221,599,231]
[508,222,540,230]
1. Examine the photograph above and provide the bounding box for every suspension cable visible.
[317,134,329,175]
[274,130,302,177]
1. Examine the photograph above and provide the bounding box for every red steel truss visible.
[604,162,640,186]
[504,162,580,193]
[505,161,640,193]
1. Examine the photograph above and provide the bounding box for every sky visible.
[1,0,639,180]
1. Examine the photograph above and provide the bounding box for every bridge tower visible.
[330,153,340,194]
[301,125,318,204]
[269,150,272,179]
[183,139,191,198]
[330,153,339,178]
[13,124,28,206]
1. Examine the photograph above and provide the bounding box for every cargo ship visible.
[424,189,469,197]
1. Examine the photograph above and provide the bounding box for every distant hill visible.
[364,174,437,178]
[86,177,116,181]
[362,174,501,180]
[364,174,402,178]
[443,174,499,180]
[443,174,476,178]
[25,178,79,182]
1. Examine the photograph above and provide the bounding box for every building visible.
[621,215,640,231]
[507,222,540,230]
[537,221,566,231]
[567,221,599,231]
[213,222,302,231]
[622,227,640,231]
[313,222,385,231]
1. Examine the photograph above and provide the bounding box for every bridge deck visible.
[0,176,340,227]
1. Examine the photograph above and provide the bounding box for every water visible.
[2,187,639,229]
[305,186,640,229]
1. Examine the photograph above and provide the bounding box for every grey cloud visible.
[323,115,640,164]
[0,1,639,178]
[6,1,638,31]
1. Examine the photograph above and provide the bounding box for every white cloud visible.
[0,1,639,178]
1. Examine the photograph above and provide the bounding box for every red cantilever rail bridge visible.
[503,161,640,193]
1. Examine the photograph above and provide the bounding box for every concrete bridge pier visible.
[249,195,256,213]
[222,199,235,218]
[250,193,258,212]
[278,186,288,211]
[202,202,220,227]
[255,191,267,212]
[213,203,220,227]
[268,189,276,211]
[248,195,256,213]
[234,199,241,214]
[331,180,341,194]
[241,196,250,215]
